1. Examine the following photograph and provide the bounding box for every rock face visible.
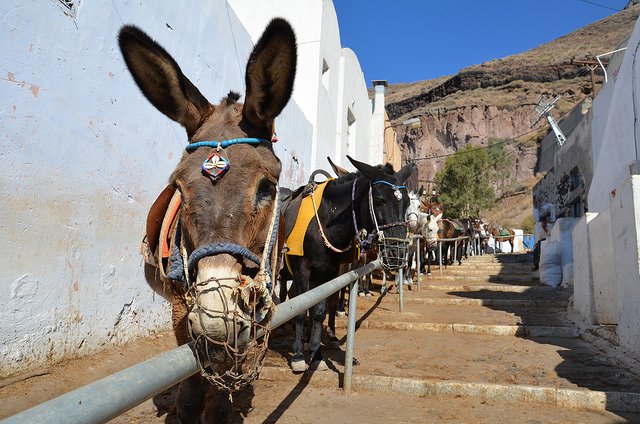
[386,5,640,191]
[399,104,540,190]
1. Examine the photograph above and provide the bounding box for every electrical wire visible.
[576,0,621,11]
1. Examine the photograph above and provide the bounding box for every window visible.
[346,108,356,156]
[569,167,580,191]
[321,59,329,91]
[55,0,80,18]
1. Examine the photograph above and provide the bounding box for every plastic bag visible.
[540,240,562,287]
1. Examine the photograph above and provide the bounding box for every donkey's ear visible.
[118,25,211,138]
[418,186,425,198]
[327,156,350,177]
[243,18,297,131]
[396,162,416,183]
[346,155,379,180]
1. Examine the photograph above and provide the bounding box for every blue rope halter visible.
[167,137,279,291]
[371,180,406,190]
[185,138,271,152]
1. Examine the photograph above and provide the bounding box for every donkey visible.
[487,223,515,253]
[405,191,439,279]
[284,159,413,372]
[120,19,297,423]
[439,219,466,266]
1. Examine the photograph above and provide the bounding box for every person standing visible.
[532,216,549,271]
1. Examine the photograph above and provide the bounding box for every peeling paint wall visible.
[0,0,313,376]
[532,100,593,220]
[1,0,381,376]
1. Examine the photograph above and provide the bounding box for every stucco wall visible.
[589,20,640,213]
[571,214,595,324]
[0,0,312,376]
[228,0,380,174]
[610,176,640,356]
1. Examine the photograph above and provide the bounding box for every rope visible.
[310,184,353,253]
[185,138,270,152]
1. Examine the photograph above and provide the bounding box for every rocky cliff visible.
[386,4,640,192]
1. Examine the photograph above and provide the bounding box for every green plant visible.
[435,144,495,217]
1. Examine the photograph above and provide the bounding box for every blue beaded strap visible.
[372,180,406,190]
[185,137,271,152]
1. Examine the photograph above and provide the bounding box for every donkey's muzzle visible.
[379,237,409,270]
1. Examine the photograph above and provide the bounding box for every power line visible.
[576,0,621,12]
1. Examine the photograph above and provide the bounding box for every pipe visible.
[343,278,359,393]
[1,344,199,424]
[398,267,404,313]
[416,236,421,292]
[4,260,382,424]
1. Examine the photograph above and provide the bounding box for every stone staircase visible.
[257,252,640,422]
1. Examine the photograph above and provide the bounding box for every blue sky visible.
[334,0,630,85]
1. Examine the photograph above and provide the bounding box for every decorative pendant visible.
[201,151,230,180]
[394,189,403,201]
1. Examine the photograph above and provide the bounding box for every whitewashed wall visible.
[571,15,640,357]
[1,0,383,376]
[228,0,381,174]
[0,0,313,376]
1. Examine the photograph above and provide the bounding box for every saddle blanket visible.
[285,180,331,256]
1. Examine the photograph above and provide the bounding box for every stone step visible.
[395,296,568,308]
[258,367,640,414]
[336,321,579,338]
[266,329,640,396]
[415,284,556,293]
[353,299,572,327]
[421,274,535,284]
[400,286,570,300]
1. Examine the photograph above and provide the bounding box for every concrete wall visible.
[572,214,595,324]
[589,25,639,213]
[1,0,372,376]
[571,17,640,355]
[610,176,640,355]
[533,100,593,220]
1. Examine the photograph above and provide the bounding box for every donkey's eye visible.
[255,178,276,207]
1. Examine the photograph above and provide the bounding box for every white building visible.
[571,16,640,358]
[0,0,388,376]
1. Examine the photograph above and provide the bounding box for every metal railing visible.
[2,260,381,424]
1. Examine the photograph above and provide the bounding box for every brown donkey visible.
[119,19,296,423]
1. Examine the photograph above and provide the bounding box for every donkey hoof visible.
[365,292,372,298]
[329,338,341,350]
[358,292,365,297]
[309,360,329,371]
[291,360,308,373]
[336,310,346,317]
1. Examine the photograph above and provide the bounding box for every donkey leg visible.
[326,293,341,349]
[336,287,346,316]
[291,310,308,372]
[309,299,329,370]
[176,374,206,424]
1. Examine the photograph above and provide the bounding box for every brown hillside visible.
[385,5,640,228]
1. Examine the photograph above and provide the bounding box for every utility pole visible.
[572,59,605,95]
[531,95,566,147]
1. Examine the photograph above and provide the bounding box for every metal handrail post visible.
[416,236,421,292]
[438,241,443,275]
[4,260,382,423]
[343,278,359,393]
[454,239,458,265]
[398,267,404,312]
